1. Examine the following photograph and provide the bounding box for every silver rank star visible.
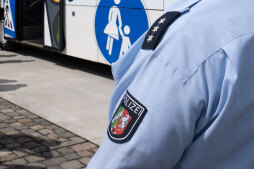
[152,26,160,33]
[147,35,154,43]
[158,17,167,24]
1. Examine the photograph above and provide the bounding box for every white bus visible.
[0,0,174,65]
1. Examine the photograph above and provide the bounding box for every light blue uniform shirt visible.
[87,0,254,168]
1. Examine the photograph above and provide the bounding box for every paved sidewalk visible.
[0,97,98,169]
[0,49,114,144]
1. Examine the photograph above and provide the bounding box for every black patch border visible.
[107,91,147,144]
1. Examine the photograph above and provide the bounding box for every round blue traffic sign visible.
[95,0,149,64]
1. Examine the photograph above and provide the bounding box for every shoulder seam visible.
[222,31,254,49]
[184,31,254,83]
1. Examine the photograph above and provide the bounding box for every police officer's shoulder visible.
[150,0,254,81]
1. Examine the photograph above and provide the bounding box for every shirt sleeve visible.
[87,49,234,169]
[111,33,146,85]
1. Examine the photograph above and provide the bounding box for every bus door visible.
[4,0,16,39]
[44,0,64,51]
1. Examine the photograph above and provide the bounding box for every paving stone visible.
[21,129,34,134]
[0,154,17,162]
[33,146,49,153]
[13,115,26,120]
[43,157,65,167]
[5,130,20,136]
[24,142,41,149]
[13,148,29,157]
[40,121,51,126]
[70,137,86,144]
[0,150,12,158]
[54,141,72,149]
[16,126,28,130]
[61,160,83,169]
[26,122,36,127]
[77,151,94,158]
[0,137,15,144]
[10,122,23,128]
[35,136,48,142]
[11,158,27,165]
[46,125,59,130]
[16,136,32,144]
[0,127,15,133]
[0,115,10,121]
[34,119,45,123]
[62,132,75,138]
[6,112,20,117]
[11,106,22,110]
[26,155,45,163]
[40,135,52,142]
[79,157,91,165]
[29,132,43,138]
[6,143,21,150]
[16,109,30,115]
[0,163,14,168]
[58,147,74,154]
[72,143,97,152]
[9,134,22,140]
[6,119,16,124]
[42,140,59,148]
[39,129,53,135]
[28,162,46,168]
[35,136,47,143]
[29,114,39,119]
[47,133,58,140]
[54,128,65,134]
[58,138,68,143]
[0,123,8,129]
[4,161,14,165]
[30,125,44,131]
[90,148,98,153]
[1,109,14,114]
[0,105,7,110]
[17,147,34,155]
[64,153,80,160]
[42,151,54,159]
[1,102,12,106]
[18,118,33,124]
[51,150,61,158]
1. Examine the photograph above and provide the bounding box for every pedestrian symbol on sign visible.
[120,25,132,58]
[95,0,149,64]
[4,0,14,31]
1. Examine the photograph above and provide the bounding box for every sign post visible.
[0,0,4,43]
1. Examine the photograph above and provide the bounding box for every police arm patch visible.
[142,11,181,50]
[107,91,147,144]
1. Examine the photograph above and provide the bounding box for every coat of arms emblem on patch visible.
[108,91,147,143]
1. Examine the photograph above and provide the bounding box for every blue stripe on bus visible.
[4,28,16,38]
